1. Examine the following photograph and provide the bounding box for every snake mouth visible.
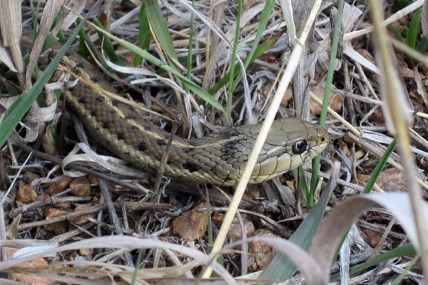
[249,139,329,184]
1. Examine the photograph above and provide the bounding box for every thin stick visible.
[367,0,428,280]
[200,0,323,278]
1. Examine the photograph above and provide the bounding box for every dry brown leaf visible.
[396,53,415,79]
[43,209,69,233]
[242,185,265,200]
[172,203,208,240]
[376,167,406,192]
[46,176,73,196]
[372,108,386,125]
[357,48,376,64]
[42,125,58,156]
[361,228,383,247]
[248,229,279,272]
[212,212,225,227]
[73,204,95,225]
[227,215,255,242]
[79,248,93,256]
[23,171,38,184]
[310,83,342,115]
[16,182,38,204]
[70,176,91,197]
[281,85,294,107]
[338,139,351,156]
[6,247,53,285]
[45,208,69,219]
[355,173,370,187]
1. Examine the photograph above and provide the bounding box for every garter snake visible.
[61,53,329,186]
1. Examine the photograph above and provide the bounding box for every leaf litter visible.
[0,0,427,284]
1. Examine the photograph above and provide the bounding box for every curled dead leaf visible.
[309,193,428,283]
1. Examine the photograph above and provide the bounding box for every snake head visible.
[249,118,329,183]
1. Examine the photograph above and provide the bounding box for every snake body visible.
[61,53,329,186]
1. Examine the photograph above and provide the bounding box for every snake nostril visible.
[321,135,328,143]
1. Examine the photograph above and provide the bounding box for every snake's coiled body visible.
[61,53,329,186]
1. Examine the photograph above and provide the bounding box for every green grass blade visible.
[406,8,421,50]
[186,1,195,82]
[143,0,179,71]
[231,0,275,92]
[363,140,397,193]
[390,23,404,42]
[225,0,242,124]
[93,19,128,66]
[309,0,344,205]
[208,30,284,95]
[416,37,428,53]
[330,244,416,282]
[406,8,421,66]
[78,29,112,72]
[390,255,419,285]
[134,4,152,66]
[0,22,85,147]
[296,167,310,205]
[260,163,339,280]
[88,24,225,112]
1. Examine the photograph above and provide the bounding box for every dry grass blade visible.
[422,0,428,37]
[0,0,23,83]
[261,161,341,280]
[344,0,425,41]
[0,236,236,284]
[309,193,428,283]
[390,36,428,65]
[367,0,428,279]
[202,0,323,278]
[24,0,67,87]
[3,1,427,283]
[229,237,324,284]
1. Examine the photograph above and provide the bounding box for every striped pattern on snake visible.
[61,53,329,186]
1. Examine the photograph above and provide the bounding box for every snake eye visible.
[292,140,308,154]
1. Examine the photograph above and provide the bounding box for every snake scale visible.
[60,53,329,186]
